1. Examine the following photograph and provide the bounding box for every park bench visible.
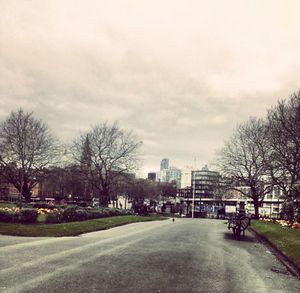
[227,213,251,240]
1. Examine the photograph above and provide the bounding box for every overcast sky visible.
[1,0,300,176]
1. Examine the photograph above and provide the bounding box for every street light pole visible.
[277,189,280,220]
[192,171,195,218]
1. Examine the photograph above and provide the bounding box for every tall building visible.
[156,158,182,187]
[160,158,169,171]
[156,170,168,183]
[191,165,220,199]
[167,167,182,187]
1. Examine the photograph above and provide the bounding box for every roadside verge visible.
[249,220,300,278]
[0,215,167,237]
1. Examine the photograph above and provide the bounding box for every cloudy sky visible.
[1,0,300,176]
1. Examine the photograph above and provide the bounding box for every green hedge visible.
[0,208,38,224]
[63,206,88,222]
[19,208,39,224]
[0,209,17,222]
[62,206,132,223]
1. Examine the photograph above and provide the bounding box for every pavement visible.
[0,218,299,293]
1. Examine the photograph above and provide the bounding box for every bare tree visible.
[73,122,142,206]
[217,117,272,218]
[0,109,59,201]
[267,91,300,217]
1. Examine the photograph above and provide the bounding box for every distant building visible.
[176,165,221,217]
[108,195,132,210]
[181,166,193,188]
[178,186,192,198]
[167,166,181,187]
[147,172,156,181]
[177,166,288,218]
[191,165,220,199]
[0,182,40,202]
[160,158,169,171]
[224,184,284,218]
[156,169,168,183]
[156,163,181,187]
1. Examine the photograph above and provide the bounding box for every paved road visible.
[0,219,299,293]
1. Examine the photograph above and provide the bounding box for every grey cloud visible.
[1,0,300,175]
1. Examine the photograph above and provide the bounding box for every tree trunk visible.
[100,186,110,207]
[22,182,31,202]
[252,196,260,219]
[254,204,259,219]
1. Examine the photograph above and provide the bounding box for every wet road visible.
[0,218,299,293]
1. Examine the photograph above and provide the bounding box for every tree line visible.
[0,109,176,207]
[217,90,300,219]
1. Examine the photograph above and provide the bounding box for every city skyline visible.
[1,1,300,175]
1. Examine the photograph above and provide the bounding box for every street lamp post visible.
[277,192,280,220]
[199,188,201,218]
[192,171,195,218]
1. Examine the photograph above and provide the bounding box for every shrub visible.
[101,208,111,217]
[62,206,78,222]
[281,200,295,221]
[61,204,78,210]
[37,208,51,215]
[112,209,122,216]
[74,209,88,221]
[47,205,133,222]
[86,209,107,219]
[19,208,38,224]
[62,206,88,222]
[45,210,63,224]
[0,209,17,222]
[134,205,149,216]
[104,208,114,217]
[106,208,132,217]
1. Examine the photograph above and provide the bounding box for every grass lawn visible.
[0,215,166,237]
[0,202,16,209]
[251,220,300,267]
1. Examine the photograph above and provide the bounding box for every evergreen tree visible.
[80,135,92,171]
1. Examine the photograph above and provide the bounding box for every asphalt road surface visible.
[0,218,299,293]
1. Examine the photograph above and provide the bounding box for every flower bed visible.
[0,205,132,224]
[259,217,300,229]
[0,207,38,224]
